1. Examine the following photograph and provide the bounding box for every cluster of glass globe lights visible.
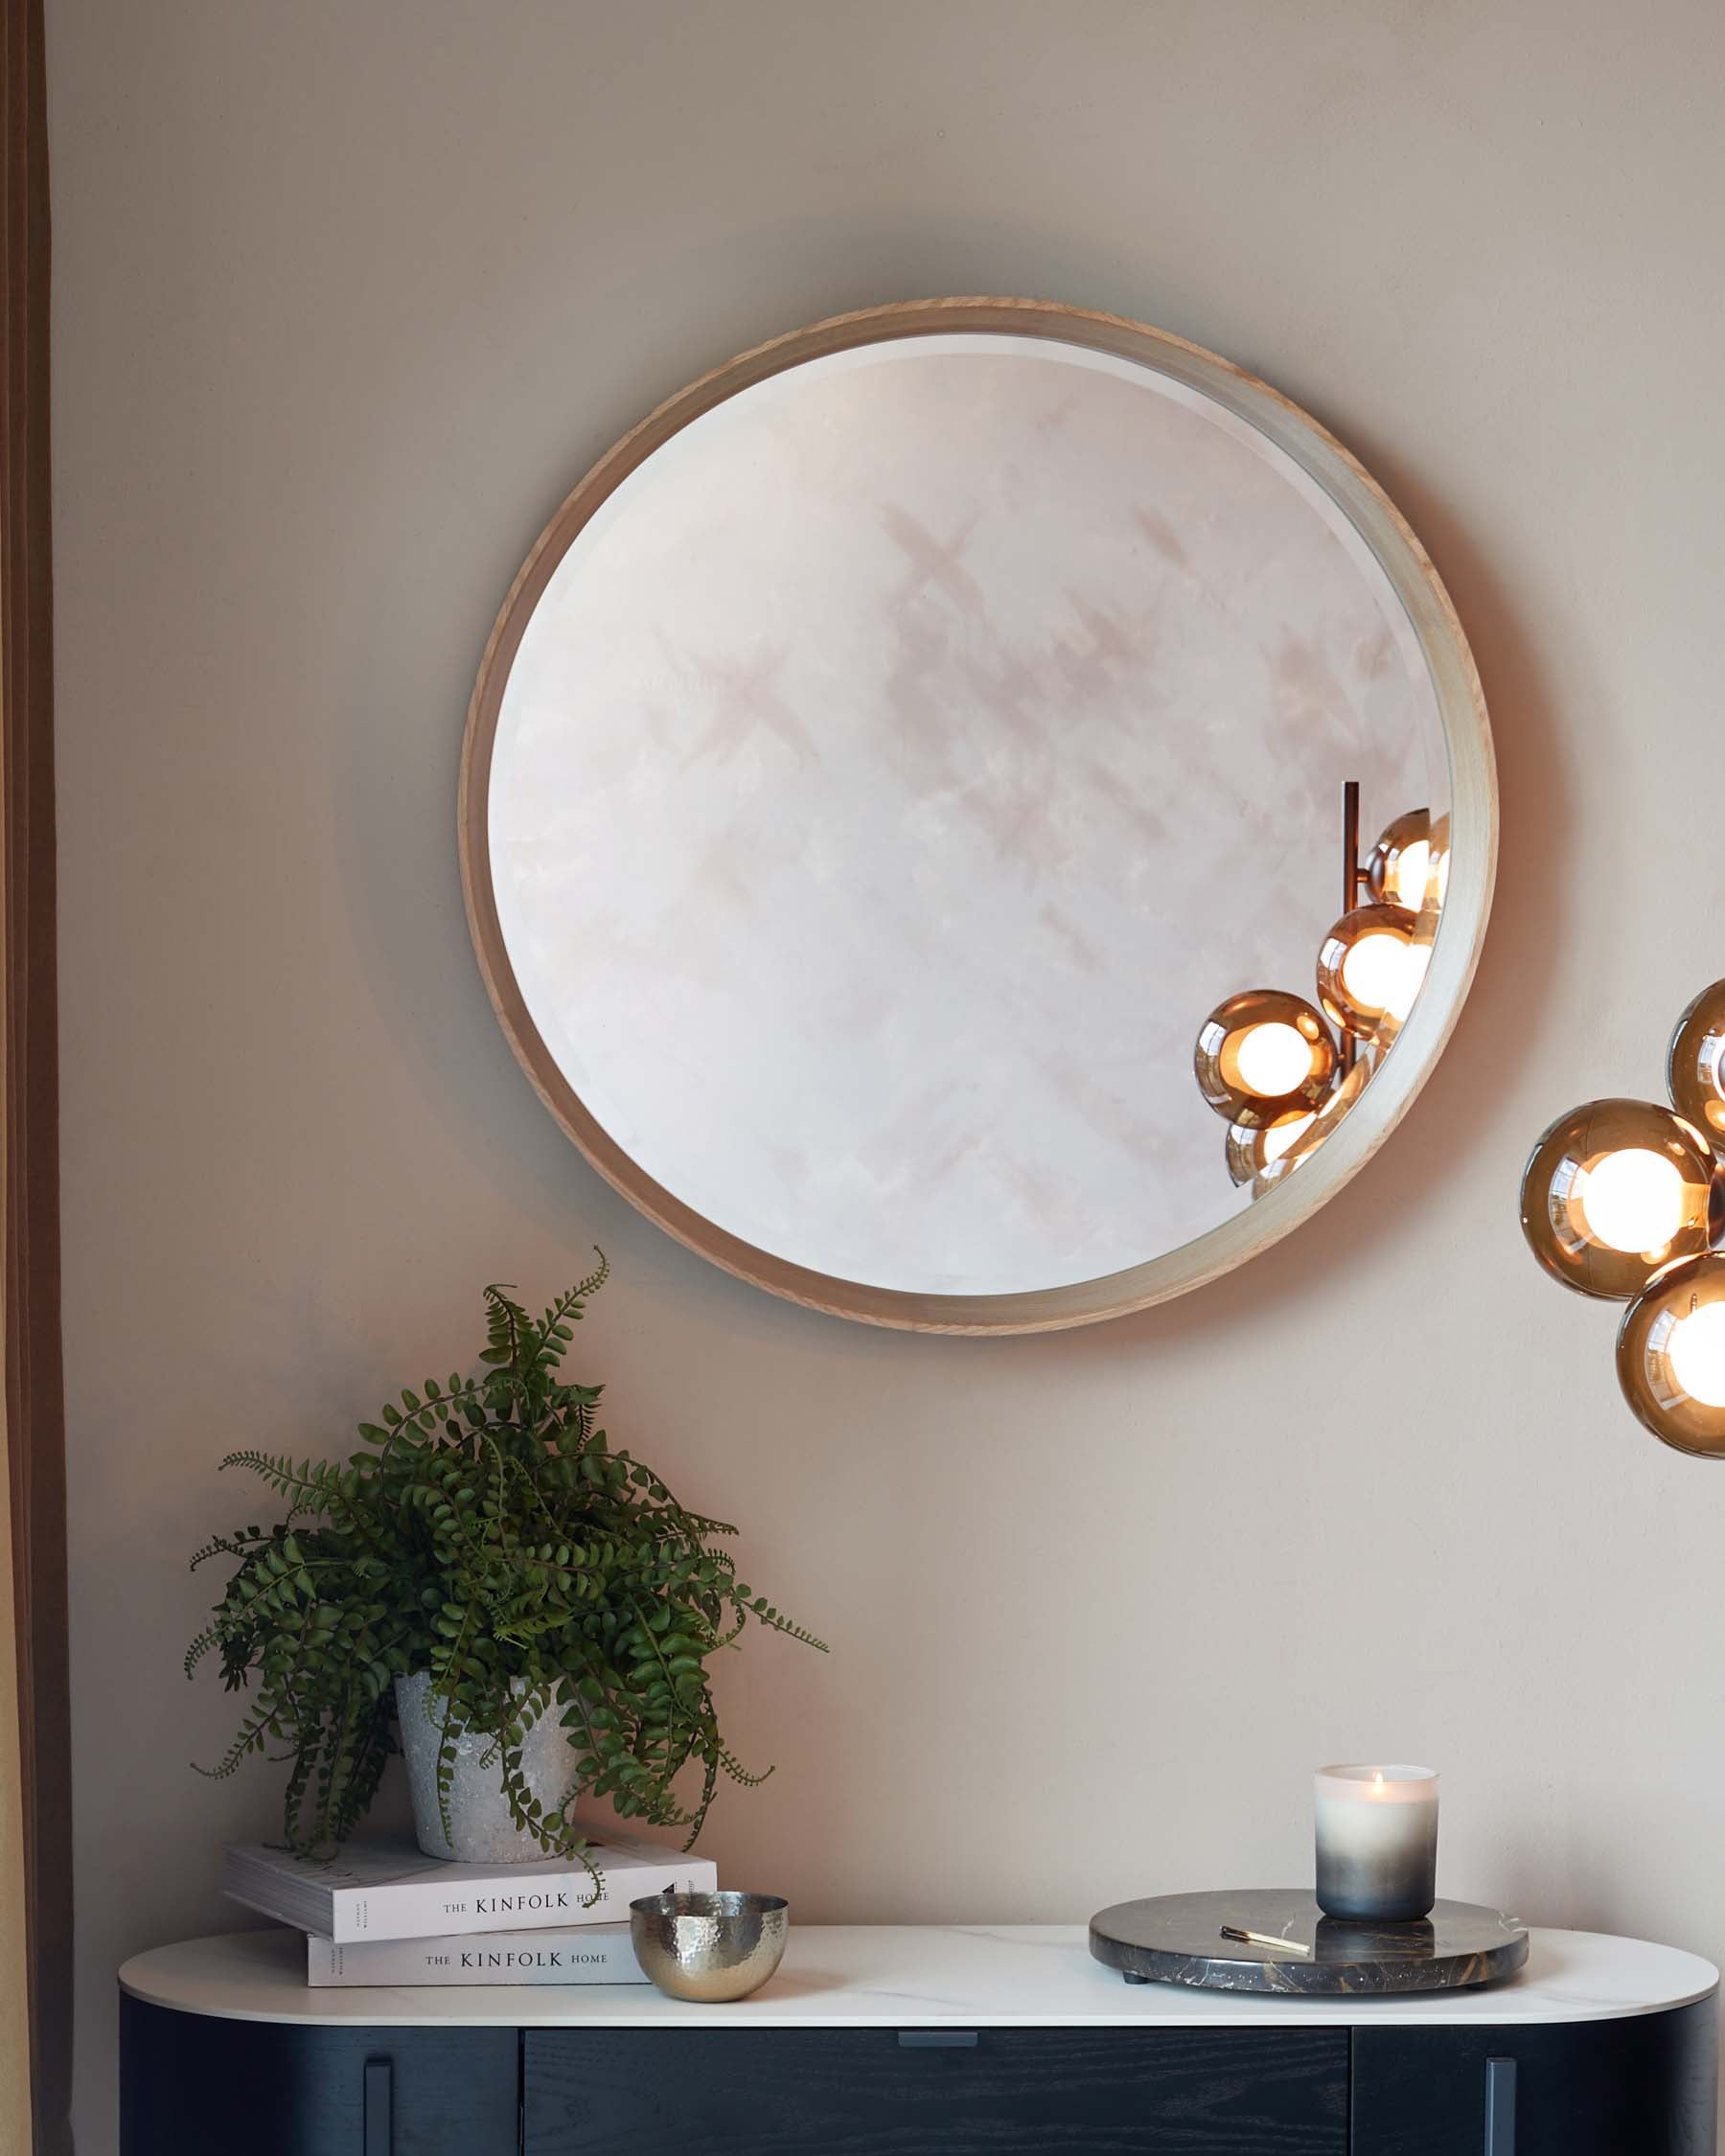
[1193,803,1446,1199]
[1519,981,1725,1458]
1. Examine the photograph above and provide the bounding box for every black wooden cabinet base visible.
[119,1999,518,2156]
[522,2025,1349,2154]
[119,1924,1717,2156]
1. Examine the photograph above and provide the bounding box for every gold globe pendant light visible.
[1195,989,1337,1129]
[1367,807,1447,912]
[1316,904,1427,1038]
[1520,986,1725,1455]
[1667,977,1725,1146]
[1617,1253,1725,1459]
[1224,1106,1320,1188]
[1519,1098,1717,1300]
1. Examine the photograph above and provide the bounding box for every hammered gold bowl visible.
[630,1889,790,2003]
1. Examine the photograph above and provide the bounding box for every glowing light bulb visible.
[1388,839,1432,910]
[1341,930,1420,1018]
[1262,1111,1315,1164]
[1576,1148,1687,1254]
[1233,1021,1315,1098]
[1667,1302,1725,1408]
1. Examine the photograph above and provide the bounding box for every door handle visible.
[898,2030,979,2048]
[1484,2056,1516,2155]
[363,2055,393,2156]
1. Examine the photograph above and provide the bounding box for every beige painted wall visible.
[48,1,1725,2146]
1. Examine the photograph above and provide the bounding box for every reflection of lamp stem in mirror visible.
[1340,779,1362,1075]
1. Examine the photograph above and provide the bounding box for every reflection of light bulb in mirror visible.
[1385,838,1431,910]
[1575,1148,1687,1254]
[1368,810,1443,916]
[1233,1022,1316,1098]
[1317,905,1421,1034]
[1261,1111,1314,1164]
[1197,990,1336,1127]
[1667,1302,1725,1408]
[1225,1105,1319,1187]
[1342,931,1411,1016]
[1247,1061,1369,1190]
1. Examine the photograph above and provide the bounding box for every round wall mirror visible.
[461,299,1495,1332]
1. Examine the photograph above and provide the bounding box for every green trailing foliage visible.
[187,1256,825,1858]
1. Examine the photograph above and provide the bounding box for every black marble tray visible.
[1089,1890,1529,1995]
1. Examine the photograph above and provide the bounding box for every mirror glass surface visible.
[479,325,1467,1313]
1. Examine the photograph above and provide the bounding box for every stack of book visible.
[225,1829,717,1988]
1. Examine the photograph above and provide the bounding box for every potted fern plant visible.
[186,1257,824,1862]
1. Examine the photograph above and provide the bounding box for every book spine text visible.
[330,1861,716,1942]
[308,1928,648,1987]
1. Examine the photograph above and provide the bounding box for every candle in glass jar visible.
[1314,1764,1438,1921]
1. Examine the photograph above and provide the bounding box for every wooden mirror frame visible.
[459,298,1497,1335]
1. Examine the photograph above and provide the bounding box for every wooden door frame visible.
[2,0,69,2147]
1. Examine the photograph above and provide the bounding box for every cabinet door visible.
[120,1995,520,2156]
[1351,1999,1717,2156]
[523,2025,1348,2155]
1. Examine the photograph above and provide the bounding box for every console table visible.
[119,1922,1718,2154]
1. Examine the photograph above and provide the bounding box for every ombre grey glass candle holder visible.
[1314,1764,1438,1921]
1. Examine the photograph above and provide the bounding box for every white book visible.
[307,1918,649,1987]
[223,1830,716,1944]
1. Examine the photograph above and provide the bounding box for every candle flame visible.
[1373,1771,1384,1788]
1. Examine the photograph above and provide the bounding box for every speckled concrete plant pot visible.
[394,1672,579,1864]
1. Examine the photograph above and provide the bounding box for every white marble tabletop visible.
[120,1923,1718,2031]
